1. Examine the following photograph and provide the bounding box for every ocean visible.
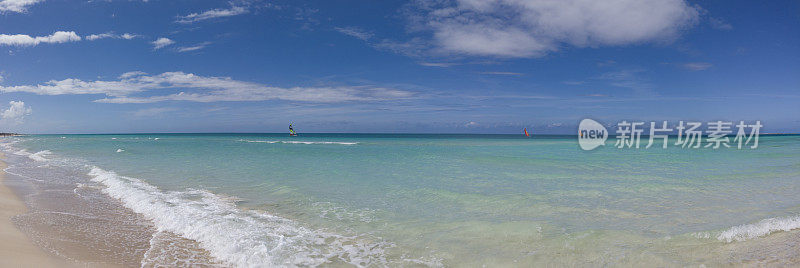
[2,133,800,266]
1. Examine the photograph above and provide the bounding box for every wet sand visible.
[1,150,217,267]
[0,154,72,267]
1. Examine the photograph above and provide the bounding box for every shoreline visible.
[0,145,197,267]
[0,153,74,267]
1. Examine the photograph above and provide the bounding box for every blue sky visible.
[0,0,798,134]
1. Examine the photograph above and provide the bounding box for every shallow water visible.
[2,134,800,266]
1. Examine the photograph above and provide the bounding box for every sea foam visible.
[239,139,358,145]
[28,150,52,161]
[717,215,800,242]
[88,167,389,267]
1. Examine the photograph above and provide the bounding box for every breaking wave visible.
[28,150,52,162]
[717,215,800,242]
[88,167,390,267]
[238,139,358,145]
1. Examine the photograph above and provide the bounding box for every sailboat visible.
[524,128,530,137]
[289,123,298,136]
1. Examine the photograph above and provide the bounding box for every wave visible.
[88,167,389,267]
[12,148,30,156]
[239,140,280,144]
[717,215,800,242]
[28,150,52,162]
[239,139,358,145]
[10,149,53,162]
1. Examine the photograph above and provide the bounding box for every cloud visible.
[596,60,617,67]
[405,0,700,58]
[132,107,177,117]
[334,27,373,41]
[374,37,428,57]
[0,0,42,13]
[85,33,114,41]
[563,81,585,85]
[177,42,211,52]
[708,17,732,30]
[418,62,455,67]
[683,62,713,71]
[1,100,31,123]
[152,37,175,49]
[176,6,247,23]
[119,71,146,79]
[85,32,140,41]
[0,31,81,47]
[478,71,524,76]
[599,69,655,96]
[0,71,415,104]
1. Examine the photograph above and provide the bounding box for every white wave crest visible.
[239,140,358,145]
[28,150,52,161]
[116,149,125,153]
[717,215,800,242]
[88,167,389,267]
[12,149,30,156]
[239,140,279,144]
[282,141,358,145]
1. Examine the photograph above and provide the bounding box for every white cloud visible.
[0,31,136,47]
[177,42,211,52]
[1,100,31,124]
[0,71,414,104]
[683,62,713,71]
[132,107,177,117]
[152,37,175,49]
[407,0,700,58]
[418,62,455,67]
[176,6,247,24]
[119,71,146,79]
[708,17,732,30]
[599,69,655,96]
[478,71,524,76]
[334,27,373,41]
[0,0,42,13]
[374,37,427,57]
[86,32,140,41]
[120,33,137,40]
[0,31,81,47]
[563,81,585,85]
[85,33,114,41]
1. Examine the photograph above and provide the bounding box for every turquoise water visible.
[4,134,800,266]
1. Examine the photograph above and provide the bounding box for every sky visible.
[0,0,798,134]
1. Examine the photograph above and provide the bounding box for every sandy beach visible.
[0,154,72,267]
